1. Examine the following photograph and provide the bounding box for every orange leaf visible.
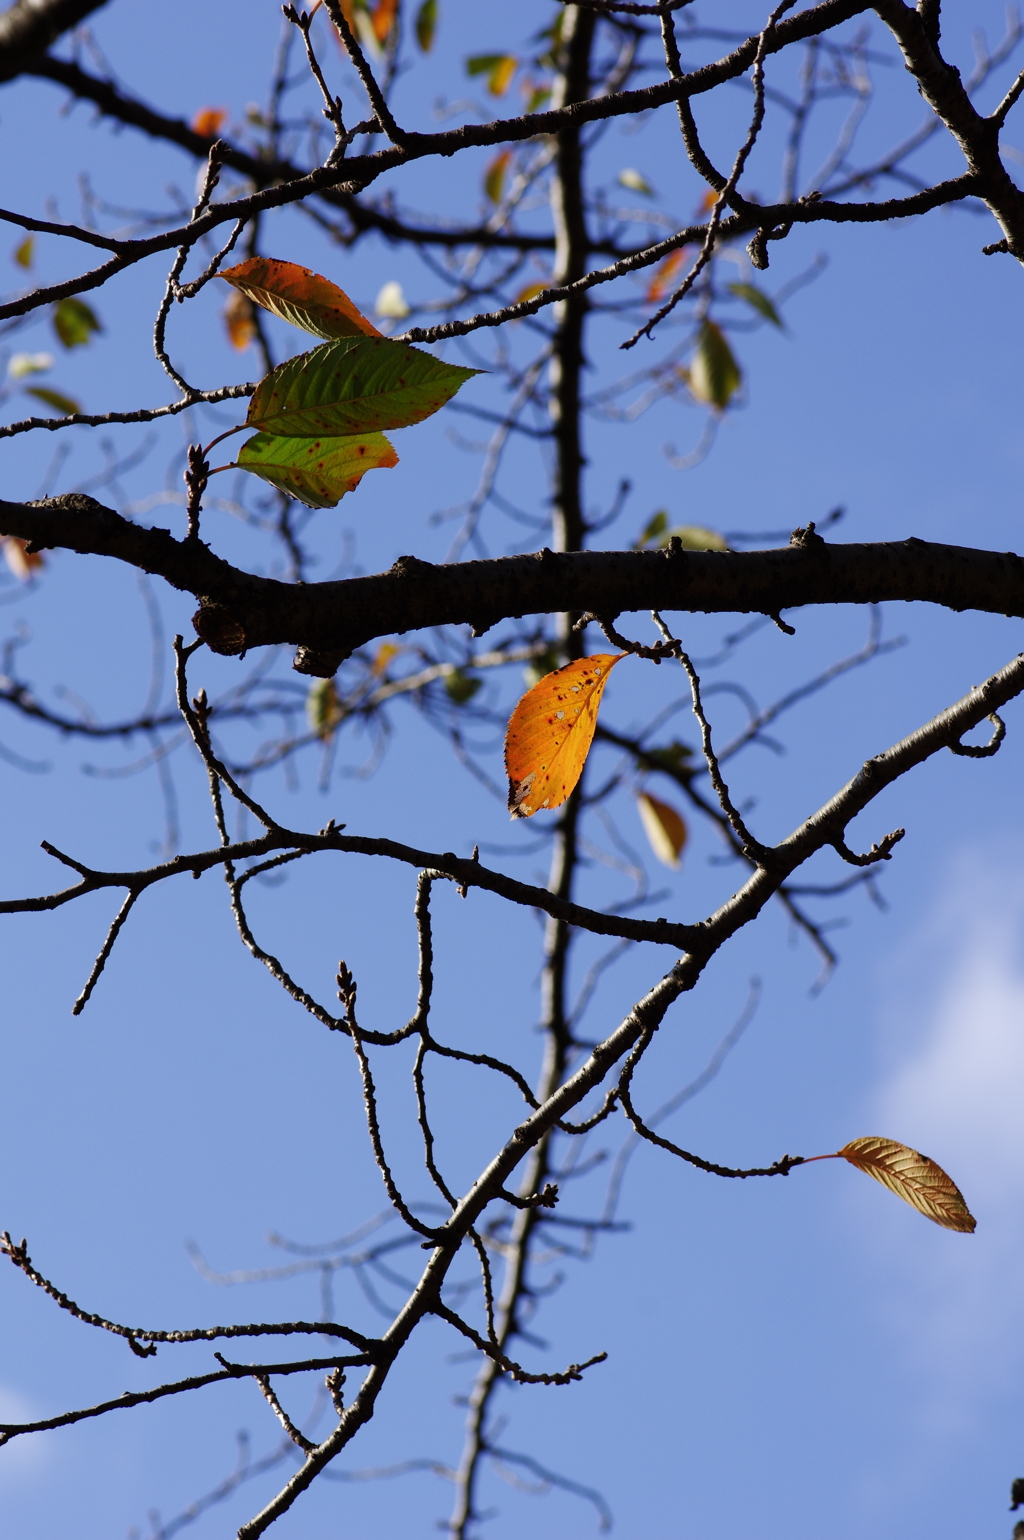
[192,106,227,138]
[645,248,687,304]
[696,186,721,216]
[512,279,549,306]
[220,257,381,341]
[505,654,624,818]
[637,792,687,869]
[372,640,401,675]
[371,0,398,42]
[838,1136,976,1233]
[3,537,44,582]
[223,289,257,351]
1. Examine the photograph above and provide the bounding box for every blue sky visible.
[1,3,1023,1537]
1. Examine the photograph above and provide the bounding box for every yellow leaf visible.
[484,149,512,205]
[415,0,437,51]
[192,106,227,138]
[505,654,624,819]
[645,247,687,304]
[617,168,653,197]
[13,234,33,269]
[372,640,401,675]
[220,257,381,341]
[223,289,257,350]
[637,792,687,869]
[488,54,517,96]
[658,524,729,552]
[3,537,44,582]
[513,280,549,306]
[838,1136,976,1233]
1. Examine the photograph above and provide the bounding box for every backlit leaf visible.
[52,297,101,348]
[13,235,33,269]
[484,150,512,205]
[617,168,653,197]
[660,524,729,552]
[192,106,227,138]
[8,351,53,379]
[236,429,398,509]
[645,248,687,304]
[634,509,668,548]
[246,337,479,438]
[3,537,44,581]
[839,1136,976,1233]
[307,677,344,739]
[370,0,398,44]
[637,792,687,869]
[375,280,410,320]
[415,0,436,50]
[223,289,257,350]
[696,186,721,215]
[25,385,80,415]
[220,257,381,341]
[727,281,783,328]
[525,84,551,112]
[688,321,741,411]
[505,654,625,818]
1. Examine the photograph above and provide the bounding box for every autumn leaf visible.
[246,337,479,438]
[645,248,687,304]
[223,289,257,350]
[617,168,653,197]
[637,792,687,869]
[192,106,227,138]
[696,186,722,215]
[688,321,741,411]
[415,0,437,51]
[220,257,382,341]
[372,640,401,675]
[370,0,398,44]
[484,149,512,205]
[505,654,625,818]
[52,297,101,348]
[13,234,33,269]
[837,1136,976,1233]
[3,537,44,582]
[512,280,549,307]
[236,429,398,508]
[466,53,517,96]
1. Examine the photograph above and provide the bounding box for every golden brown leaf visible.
[484,150,512,205]
[505,654,624,819]
[637,792,687,869]
[223,289,257,351]
[645,248,687,304]
[220,257,381,341]
[839,1136,976,1233]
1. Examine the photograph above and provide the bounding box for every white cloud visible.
[0,1383,50,1485]
[866,843,1024,1422]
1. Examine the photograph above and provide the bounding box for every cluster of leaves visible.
[213,258,477,507]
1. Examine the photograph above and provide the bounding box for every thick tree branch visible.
[0,0,107,82]
[1,498,1022,668]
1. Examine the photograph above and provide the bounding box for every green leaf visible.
[658,524,729,552]
[444,668,481,704]
[415,0,436,51]
[52,297,101,349]
[247,337,480,438]
[645,740,694,773]
[688,321,741,411]
[484,150,511,205]
[727,281,783,329]
[635,509,668,548]
[24,385,81,415]
[307,677,344,738]
[237,429,398,509]
[13,235,33,269]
